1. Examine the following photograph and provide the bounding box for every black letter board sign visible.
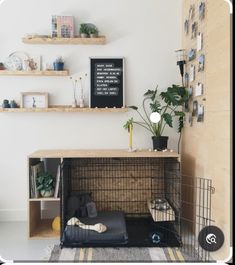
[90,57,125,108]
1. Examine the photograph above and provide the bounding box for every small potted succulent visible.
[89,27,99,38]
[80,24,89,38]
[36,172,55,197]
[53,56,64,71]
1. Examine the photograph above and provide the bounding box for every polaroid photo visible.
[198,54,205,72]
[184,19,189,34]
[188,86,193,98]
[189,5,195,20]
[195,83,204,97]
[192,100,198,117]
[197,33,203,51]
[185,73,189,87]
[190,64,195,82]
[191,22,198,39]
[197,104,204,122]
[199,2,206,20]
[188,49,196,61]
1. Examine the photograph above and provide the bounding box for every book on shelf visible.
[54,164,61,198]
[30,161,45,198]
[51,15,74,38]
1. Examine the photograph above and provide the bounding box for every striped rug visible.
[47,246,197,262]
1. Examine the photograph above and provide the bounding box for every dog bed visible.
[62,211,128,246]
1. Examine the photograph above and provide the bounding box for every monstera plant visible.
[124,84,188,151]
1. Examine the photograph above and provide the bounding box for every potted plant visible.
[36,172,55,197]
[124,85,188,151]
[80,24,89,38]
[89,27,99,38]
[53,56,64,71]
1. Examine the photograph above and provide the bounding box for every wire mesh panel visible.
[60,157,182,248]
[180,175,214,262]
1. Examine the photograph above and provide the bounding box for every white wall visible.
[0,0,182,221]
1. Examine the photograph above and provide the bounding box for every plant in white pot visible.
[36,172,55,197]
[124,85,188,151]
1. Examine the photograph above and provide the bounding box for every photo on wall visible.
[197,104,204,122]
[192,100,198,117]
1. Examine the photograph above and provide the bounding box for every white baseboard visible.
[0,209,27,221]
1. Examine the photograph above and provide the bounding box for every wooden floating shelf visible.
[0,70,69,76]
[0,106,128,113]
[29,198,60,202]
[22,35,106,45]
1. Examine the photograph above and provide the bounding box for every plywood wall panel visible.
[182,0,231,260]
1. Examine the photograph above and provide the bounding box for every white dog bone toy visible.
[67,217,107,233]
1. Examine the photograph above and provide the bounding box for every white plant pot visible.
[40,189,54,198]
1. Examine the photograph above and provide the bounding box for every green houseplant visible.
[36,172,55,197]
[89,27,99,38]
[124,84,188,150]
[80,24,90,38]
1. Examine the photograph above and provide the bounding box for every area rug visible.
[47,245,197,262]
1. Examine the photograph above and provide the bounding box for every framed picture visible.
[21,92,49,108]
[89,57,125,108]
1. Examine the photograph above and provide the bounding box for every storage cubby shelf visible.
[22,36,106,45]
[0,70,69,76]
[30,219,60,239]
[0,106,128,113]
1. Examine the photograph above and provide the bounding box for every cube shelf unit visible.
[28,157,61,239]
[22,36,106,45]
[28,149,180,239]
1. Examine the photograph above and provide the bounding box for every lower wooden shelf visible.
[30,219,60,239]
[1,106,128,113]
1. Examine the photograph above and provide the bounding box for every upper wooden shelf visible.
[0,70,69,76]
[22,36,106,45]
[0,106,128,113]
[29,149,180,159]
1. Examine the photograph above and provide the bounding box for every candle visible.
[129,124,133,150]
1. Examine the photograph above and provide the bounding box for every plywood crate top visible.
[28,149,180,158]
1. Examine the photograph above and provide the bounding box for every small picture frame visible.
[21,92,49,108]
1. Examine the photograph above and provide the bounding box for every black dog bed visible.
[62,211,128,246]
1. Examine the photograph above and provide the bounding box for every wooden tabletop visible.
[28,149,180,158]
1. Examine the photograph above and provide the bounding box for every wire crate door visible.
[180,175,215,262]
